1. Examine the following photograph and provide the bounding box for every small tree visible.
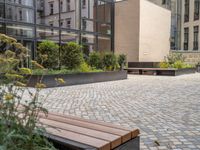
[37,40,59,69]
[118,54,127,70]
[102,52,117,71]
[88,52,102,69]
[61,42,83,70]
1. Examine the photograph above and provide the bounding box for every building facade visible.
[0,0,114,58]
[181,0,200,51]
[148,0,182,50]
[115,0,171,62]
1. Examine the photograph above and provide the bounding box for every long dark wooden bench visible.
[125,67,177,75]
[40,113,140,150]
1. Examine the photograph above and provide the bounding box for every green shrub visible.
[37,40,59,69]
[171,61,193,69]
[61,42,83,70]
[160,53,193,69]
[171,60,184,69]
[159,62,170,68]
[165,53,185,65]
[88,52,102,69]
[79,62,92,72]
[102,52,117,71]
[118,54,127,69]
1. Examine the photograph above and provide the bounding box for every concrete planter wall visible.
[27,70,127,88]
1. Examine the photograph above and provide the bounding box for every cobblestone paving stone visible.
[27,73,200,150]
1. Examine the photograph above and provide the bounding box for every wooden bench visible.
[40,113,140,150]
[125,68,177,76]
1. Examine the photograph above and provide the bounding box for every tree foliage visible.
[61,42,83,70]
[37,40,59,69]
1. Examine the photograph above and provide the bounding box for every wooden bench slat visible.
[46,127,110,150]
[40,113,132,143]
[126,68,177,71]
[49,112,132,132]
[40,118,122,149]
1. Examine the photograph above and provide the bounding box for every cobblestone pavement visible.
[35,74,200,149]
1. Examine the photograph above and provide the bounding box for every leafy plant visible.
[0,33,28,69]
[118,54,127,69]
[88,52,102,69]
[79,62,92,72]
[160,53,193,69]
[159,62,170,68]
[0,35,57,150]
[165,53,185,65]
[37,40,59,69]
[61,42,83,70]
[102,52,117,71]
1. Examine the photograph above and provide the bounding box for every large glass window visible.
[0,0,114,59]
[0,3,4,19]
[184,0,189,22]
[7,0,34,7]
[193,26,199,50]
[6,5,34,23]
[194,0,200,20]
[6,24,34,38]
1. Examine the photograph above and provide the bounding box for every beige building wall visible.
[114,0,140,62]
[115,0,171,62]
[181,0,200,51]
[139,0,171,62]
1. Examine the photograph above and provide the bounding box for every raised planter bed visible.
[126,68,196,76]
[27,70,127,88]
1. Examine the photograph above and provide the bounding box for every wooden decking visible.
[40,113,140,150]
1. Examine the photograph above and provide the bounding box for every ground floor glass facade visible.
[0,0,114,59]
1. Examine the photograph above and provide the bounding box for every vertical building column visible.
[75,0,81,44]
[33,0,37,60]
[111,0,115,52]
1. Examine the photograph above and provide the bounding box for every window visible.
[60,20,64,27]
[193,26,199,50]
[66,0,70,11]
[60,1,63,12]
[66,19,71,28]
[82,0,86,9]
[19,9,22,21]
[49,3,54,15]
[184,27,189,50]
[194,0,200,20]
[162,0,166,5]
[0,4,4,19]
[82,19,87,31]
[184,0,189,22]
[49,22,54,35]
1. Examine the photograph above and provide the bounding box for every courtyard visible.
[35,73,200,150]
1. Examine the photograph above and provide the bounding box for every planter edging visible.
[27,70,127,88]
